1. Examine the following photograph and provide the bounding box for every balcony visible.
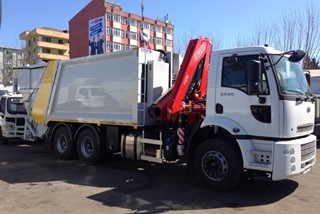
[37,52,69,61]
[37,41,69,50]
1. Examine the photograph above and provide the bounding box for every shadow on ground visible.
[0,140,299,213]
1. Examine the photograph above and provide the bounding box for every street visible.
[0,140,319,214]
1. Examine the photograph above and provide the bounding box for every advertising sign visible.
[88,16,105,55]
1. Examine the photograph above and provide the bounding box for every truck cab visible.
[199,46,316,182]
[0,94,27,144]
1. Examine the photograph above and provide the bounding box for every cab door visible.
[214,52,280,138]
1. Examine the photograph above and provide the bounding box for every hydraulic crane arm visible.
[151,37,212,124]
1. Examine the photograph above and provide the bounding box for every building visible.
[69,0,174,58]
[0,46,23,86]
[19,27,69,64]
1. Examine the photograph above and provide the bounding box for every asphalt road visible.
[0,140,319,214]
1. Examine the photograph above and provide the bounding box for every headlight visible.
[5,123,15,129]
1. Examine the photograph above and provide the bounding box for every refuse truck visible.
[14,37,316,191]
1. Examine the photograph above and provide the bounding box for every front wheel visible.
[193,139,243,191]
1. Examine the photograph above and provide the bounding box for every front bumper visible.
[272,134,316,180]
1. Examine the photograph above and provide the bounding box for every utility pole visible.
[141,0,144,17]
[0,0,2,30]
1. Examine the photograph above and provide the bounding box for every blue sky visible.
[1,0,320,50]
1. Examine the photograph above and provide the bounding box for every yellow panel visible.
[31,61,57,125]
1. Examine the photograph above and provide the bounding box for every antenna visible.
[141,0,144,17]
[0,0,2,29]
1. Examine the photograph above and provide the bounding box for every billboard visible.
[88,16,105,55]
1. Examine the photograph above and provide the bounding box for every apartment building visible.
[0,46,23,86]
[19,27,69,64]
[69,0,174,58]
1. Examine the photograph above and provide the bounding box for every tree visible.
[175,32,223,56]
[0,48,25,87]
[236,3,320,67]
[304,54,320,69]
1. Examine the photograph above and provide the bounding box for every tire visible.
[76,128,105,165]
[193,139,243,191]
[53,126,76,160]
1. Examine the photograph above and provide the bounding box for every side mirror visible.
[288,50,306,62]
[247,60,261,95]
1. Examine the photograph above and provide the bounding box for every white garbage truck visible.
[14,38,316,191]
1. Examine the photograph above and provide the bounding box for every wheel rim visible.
[80,137,94,158]
[57,135,68,153]
[202,151,228,181]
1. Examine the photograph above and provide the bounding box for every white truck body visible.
[17,49,170,127]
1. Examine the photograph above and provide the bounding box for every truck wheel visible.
[53,126,76,160]
[193,139,243,191]
[77,128,104,165]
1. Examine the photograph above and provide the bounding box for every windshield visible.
[7,97,27,114]
[271,55,309,95]
[0,89,8,96]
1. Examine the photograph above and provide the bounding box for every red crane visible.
[151,37,212,125]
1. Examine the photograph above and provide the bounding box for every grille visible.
[301,140,316,162]
[5,117,25,126]
[16,118,25,126]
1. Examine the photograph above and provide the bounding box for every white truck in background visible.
[13,38,316,191]
[0,94,27,144]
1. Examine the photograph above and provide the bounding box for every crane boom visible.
[151,37,212,123]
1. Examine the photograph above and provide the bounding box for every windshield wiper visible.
[305,92,316,102]
[283,89,305,95]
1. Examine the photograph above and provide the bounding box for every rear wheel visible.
[77,128,105,165]
[193,139,243,191]
[53,126,76,160]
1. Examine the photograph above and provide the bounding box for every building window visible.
[4,49,13,65]
[106,27,124,37]
[165,39,173,47]
[126,18,138,27]
[165,27,173,35]
[154,37,163,45]
[106,13,124,23]
[126,45,137,50]
[58,39,63,44]
[42,48,51,53]
[140,21,151,30]
[107,42,124,51]
[42,37,51,42]
[127,31,137,40]
[28,40,31,47]
[106,27,112,35]
[153,25,163,33]
[58,50,64,55]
